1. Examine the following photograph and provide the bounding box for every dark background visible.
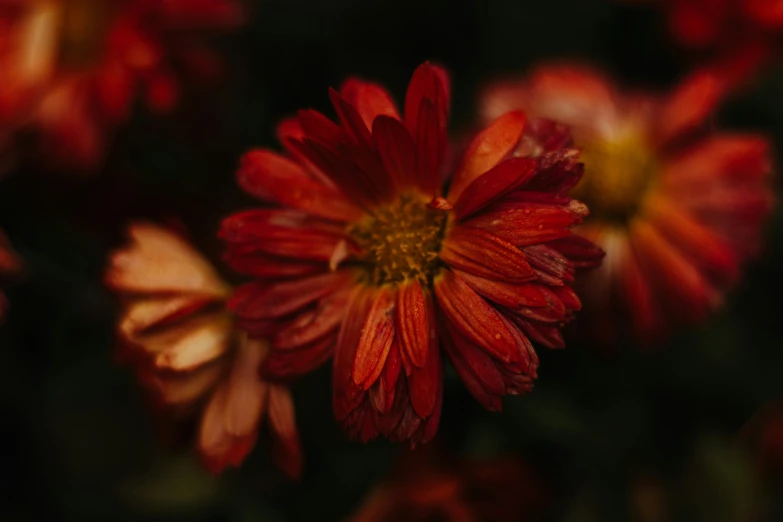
[2,0,783,520]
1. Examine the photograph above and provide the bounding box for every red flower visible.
[637,0,782,81]
[220,63,602,444]
[346,448,551,522]
[0,0,242,171]
[480,66,774,345]
[106,222,302,476]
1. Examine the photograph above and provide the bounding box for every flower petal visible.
[448,111,526,203]
[373,115,417,191]
[273,287,350,350]
[434,270,519,364]
[452,157,539,220]
[440,226,535,283]
[106,223,230,297]
[333,287,375,422]
[237,149,362,222]
[395,279,433,368]
[441,318,504,411]
[340,78,400,129]
[655,70,724,147]
[268,384,304,479]
[353,287,396,389]
[229,270,354,320]
[453,269,548,309]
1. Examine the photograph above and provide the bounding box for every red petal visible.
[353,287,396,389]
[220,210,344,262]
[333,287,375,421]
[395,279,433,368]
[452,157,538,220]
[329,88,373,147]
[237,149,361,222]
[223,250,324,278]
[267,384,304,479]
[655,70,724,147]
[441,318,504,411]
[228,271,354,320]
[373,115,417,190]
[264,335,335,379]
[448,111,526,203]
[440,226,535,283]
[463,204,579,248]
[453,269,548,309]
[644,195,738,286]
[512,317,565,350]
[629,219,718,323]
[522,245,574,284]
[297,108,345,148]
[434,270,519,363]
[341,78,400,129]
[521,148,583,196]
[548,233,606,269]
[403,62,450,139]
[273,287,350,350]
[277,117,336,188]
[618,243,661,343]
[415,98,443,195]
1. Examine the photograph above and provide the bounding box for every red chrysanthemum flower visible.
[0,229,21,322]
[346,449,551,522]
[0,0,242,171]
[106,222,302,476]
[220,63,603,444]
[480,65,774,345]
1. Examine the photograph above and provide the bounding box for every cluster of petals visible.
[106,222,301,476]
[347,449,550,522]
[220,62,603,444]
[0,0,242,171]
[481,65,774,344]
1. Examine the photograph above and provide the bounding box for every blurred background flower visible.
[0,0,242,172]
[106,222,302,477]
[346,448,551,522]
[481,66,774,346]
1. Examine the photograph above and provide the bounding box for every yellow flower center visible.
[572,132,657,224]
[57,0,118,69]
[347,193,448,286]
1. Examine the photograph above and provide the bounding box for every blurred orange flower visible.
[0,0,242,171]
[347,449,551,522]
[0,230,21,323]
[106,222,302,476]
[481,66,774,346]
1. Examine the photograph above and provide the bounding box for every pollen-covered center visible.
[348,194,448,286]
[573,132,657,224]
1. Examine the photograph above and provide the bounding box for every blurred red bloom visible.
[0,230,21,322]
[481,66,774,345]
[220,62,602,444]
[346,449,551,522]
[0,0,242,171]
[106,222,302,476]
[641,0,782,81]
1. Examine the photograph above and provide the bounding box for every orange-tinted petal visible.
[353,287,396,389]
[395,279,433,368]
[441,226,535,283]
[448,111,527,203]
[434,270,519,364]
